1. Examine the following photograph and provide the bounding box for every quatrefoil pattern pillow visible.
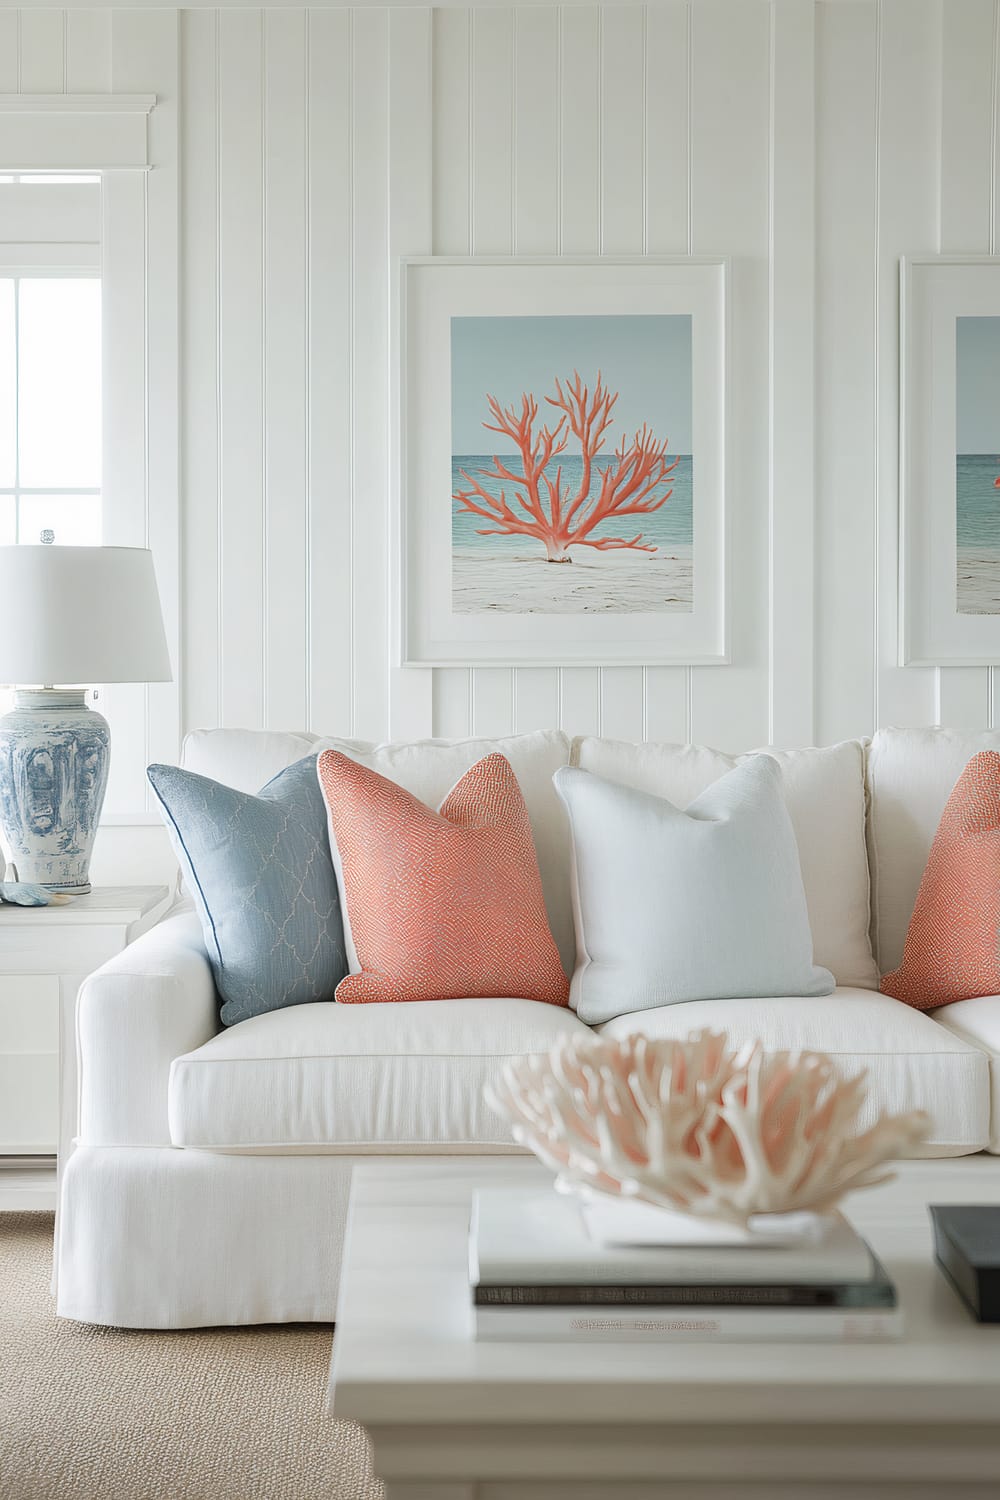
[148,756,347,1026]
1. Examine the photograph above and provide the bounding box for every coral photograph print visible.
[451,314,692,614]
[957,315,1000,613]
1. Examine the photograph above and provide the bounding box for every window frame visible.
[0,92,178,824]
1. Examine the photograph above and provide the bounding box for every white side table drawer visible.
[0,976,60,1153]
[0,1053,59,1153]
[0,975,59,1050]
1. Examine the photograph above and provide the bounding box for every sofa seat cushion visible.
[596,988,990,1157]
[168,998,589,1152]
[931,996,1000,1153]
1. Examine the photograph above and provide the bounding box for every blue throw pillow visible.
[147,756,347,1026]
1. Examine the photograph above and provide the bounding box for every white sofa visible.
[55,725,1000,1329]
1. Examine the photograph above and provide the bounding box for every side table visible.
[0,885,170,1210]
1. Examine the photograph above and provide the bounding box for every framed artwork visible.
[901,255,1000,664]
[394,257,728,666]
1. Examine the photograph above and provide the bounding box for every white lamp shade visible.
[0,545,172,685]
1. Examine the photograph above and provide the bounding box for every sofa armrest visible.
[77,907,218,1147]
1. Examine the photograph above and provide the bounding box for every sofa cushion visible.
[147,758,347,1026]
[596,988,990,1157]
[881,752,1000,1009]
[168,997,589,1152]
[931,996,1000,1153]
[182,728,575,977]
[573,737,876,989]
[319,751,569,1006]
[554,757,833,1023]
[867,728,1000,975]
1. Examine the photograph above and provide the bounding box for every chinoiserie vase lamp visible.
[0,541,171,893]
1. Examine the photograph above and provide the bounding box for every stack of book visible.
[468,1187,901,1342]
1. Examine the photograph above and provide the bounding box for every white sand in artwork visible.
[958,548,1000,614]
[453,546,693,615]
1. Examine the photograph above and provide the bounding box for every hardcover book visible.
[469,1188,874,1289]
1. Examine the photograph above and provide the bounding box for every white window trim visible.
[0,93,179,825]
[0,95,154,174]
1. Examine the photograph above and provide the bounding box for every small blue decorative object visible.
[0,688,110,893]
[0,881,70,906]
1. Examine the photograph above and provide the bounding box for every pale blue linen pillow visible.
[554,754,835,1024]
[147,756,347,1026]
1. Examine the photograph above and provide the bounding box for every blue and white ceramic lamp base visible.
[0,688,110,893]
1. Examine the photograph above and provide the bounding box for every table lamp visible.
[0,541,171,892]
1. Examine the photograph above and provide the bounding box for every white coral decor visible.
[485,1030,929,1225]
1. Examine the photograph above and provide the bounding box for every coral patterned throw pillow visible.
[880,751,1000,1009]
[316,749,569,1006]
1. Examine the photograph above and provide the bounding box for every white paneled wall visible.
[9,1,1000,798]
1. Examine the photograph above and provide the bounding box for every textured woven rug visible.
[0,1212,382,1500]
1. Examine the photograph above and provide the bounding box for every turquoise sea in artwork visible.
[957,454,1000,547]
[956,453,1000,614]
[451,453,694,552]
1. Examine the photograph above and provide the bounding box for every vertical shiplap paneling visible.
[643,0,693,744]
[689,0,771,751]
[0,14,17,93]
[351,6,391,741]
[65,11,112,93]
[431,6,475,738]
[874,0,940,728]
[937,0,994,728]
[263,10,309,731]
[306,8,353,736]
[815,0,878,745]
[18,9,65,93]
[113,9,182,791]
[469,7,517,737]
[388,7,435,741]
[512,6,562,734]
[180,9,221,734]
[557,5,603,738]
[217,8,265,729]
[768,0,816,747]
[597,3,646,745]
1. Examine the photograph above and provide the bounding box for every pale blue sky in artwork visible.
[957,316,1000,452]
[451,314,692,455]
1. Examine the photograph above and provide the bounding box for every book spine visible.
[473,1306,903,1343]
[473,1254,871,1285]
[474,1281,896,1309]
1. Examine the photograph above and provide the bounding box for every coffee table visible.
[328,1157,1000,1498]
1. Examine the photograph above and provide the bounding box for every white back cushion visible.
[181,728,575,976]
[867,727,1000,973]
[573,736,877,989]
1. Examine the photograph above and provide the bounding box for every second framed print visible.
[902,255,1000,664]
[395,256,728,667]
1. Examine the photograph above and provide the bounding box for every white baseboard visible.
[0,1166,57,1211]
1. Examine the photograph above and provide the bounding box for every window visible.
[0,179,102,550]
[0,276,101,547]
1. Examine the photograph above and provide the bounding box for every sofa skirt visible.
[56,1146,455,1329]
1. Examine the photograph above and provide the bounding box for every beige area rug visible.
[0,1213,383,1500]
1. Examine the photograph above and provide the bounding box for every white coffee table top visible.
[328,1156,1000,1429]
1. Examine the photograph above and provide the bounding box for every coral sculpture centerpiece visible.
[486,1030,929,1226]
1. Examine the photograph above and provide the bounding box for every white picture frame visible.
[901,254,1000,665]
[394,256,729,667]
